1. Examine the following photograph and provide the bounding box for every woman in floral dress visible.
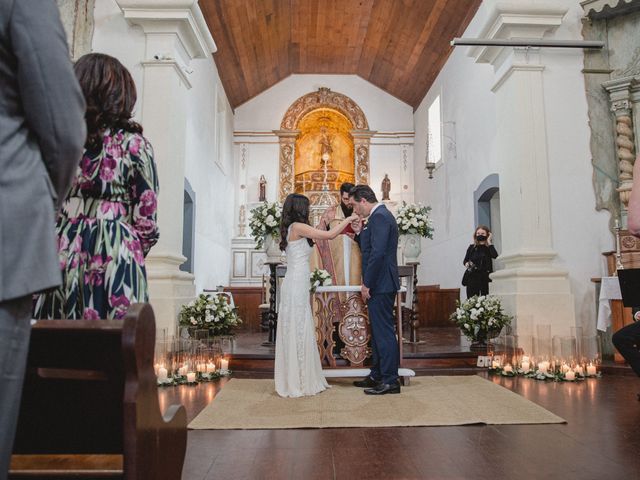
[34,53,159,320]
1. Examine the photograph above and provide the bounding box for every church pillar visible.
[274,130,299,202]
[116,0,216,333]
[352,130,375,185]
[470,4,576,337]
[603,77,638,225]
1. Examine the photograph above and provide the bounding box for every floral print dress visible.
[34,129,159,320]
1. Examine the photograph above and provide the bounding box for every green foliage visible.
[179,293,242,336]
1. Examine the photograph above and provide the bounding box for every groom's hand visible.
[361,285,371,302]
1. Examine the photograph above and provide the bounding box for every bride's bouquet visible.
[310,268,332,293]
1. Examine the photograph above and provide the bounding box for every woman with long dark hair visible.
[462,225,498,298]
[34,53,159,320]
[275,193,357,397]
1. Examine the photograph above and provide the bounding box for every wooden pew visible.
[9,303,187,479]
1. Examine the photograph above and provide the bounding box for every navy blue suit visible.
[357,204,400,384]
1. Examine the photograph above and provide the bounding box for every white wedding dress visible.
[274,227,329,398]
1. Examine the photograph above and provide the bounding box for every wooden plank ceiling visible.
[199,0,482,110]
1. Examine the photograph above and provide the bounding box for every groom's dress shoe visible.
[364,382,401,395]
[353,376,381,388]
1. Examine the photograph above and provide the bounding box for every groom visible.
[350,185,401,395]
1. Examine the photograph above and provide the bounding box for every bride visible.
[275,193,358,398]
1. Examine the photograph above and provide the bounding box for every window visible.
[427,95,442,165]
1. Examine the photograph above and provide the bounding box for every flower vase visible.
[264,234,282,262]
[402,233,422,264]
[469,327,502,353]
[470,338,489,353]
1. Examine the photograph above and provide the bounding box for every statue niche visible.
[294,109,355,206]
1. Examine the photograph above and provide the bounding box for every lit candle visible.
[522,355,530,364]
[521,361,530,373]
[206,362,216,373]
[574,366,584,376]
[197,363,205,373]
[186,372,196,383]
[220,358,229,371]
[538,361,549,374]
[561,363,570,373]
[178,366,187,376]
[586,363,597,376]
[565,371,576,381]
[503,364,513,373]
[157,366,168,382]
[154,363,160,375]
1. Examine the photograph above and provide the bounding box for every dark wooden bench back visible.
[11,303,187,479]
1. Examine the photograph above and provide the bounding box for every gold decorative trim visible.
[280,87,369,130]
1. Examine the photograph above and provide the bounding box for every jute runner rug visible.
[189,376,565,430]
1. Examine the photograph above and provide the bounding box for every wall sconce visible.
[424,129,433,179]
[425,161,436,179]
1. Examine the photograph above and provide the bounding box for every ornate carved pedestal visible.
[312,286,406,369]
[401,263,422,344]
[313,290,370,367]
[262,262,280,346]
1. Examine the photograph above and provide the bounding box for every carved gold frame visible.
[275,87,375,202]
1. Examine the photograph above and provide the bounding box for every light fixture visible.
[450,38,604,49]
[425,161,436,179]
[424,128,435,180]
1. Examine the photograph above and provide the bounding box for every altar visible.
[313,285,415,382]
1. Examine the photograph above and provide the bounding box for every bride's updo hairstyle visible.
[279,193,314,251]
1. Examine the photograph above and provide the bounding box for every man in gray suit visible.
[0,1,86,475]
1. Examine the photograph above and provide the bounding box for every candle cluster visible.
[483,325,602,383]
[153,335,233,386]
[488,353,600,382]
[154,354,231,386]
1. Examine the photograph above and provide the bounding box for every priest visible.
[314,182,362,286]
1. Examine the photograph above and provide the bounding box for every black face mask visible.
[476,235,487,242]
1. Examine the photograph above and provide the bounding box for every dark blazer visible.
[0,0,86,301]
[463,244,498,275]
[357,204,400,294]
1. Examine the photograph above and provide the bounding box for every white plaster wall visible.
[92,0,235,291]
[183,57,235,291]
[413,0,611,332]
[234,74,414,132]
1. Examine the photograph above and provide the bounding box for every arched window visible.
[474,174,501,254]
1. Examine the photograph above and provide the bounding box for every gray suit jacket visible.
[0,0,86,302]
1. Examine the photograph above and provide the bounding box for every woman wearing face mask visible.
[462,225,498,298]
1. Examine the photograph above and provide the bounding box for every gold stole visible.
[311,208,362,329]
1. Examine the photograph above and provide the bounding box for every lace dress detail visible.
[274,226,329,397]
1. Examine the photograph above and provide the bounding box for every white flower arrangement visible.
[396,202,434,238]
[450,295,512,342]
[310,268,332,293]
[249,201,282,249]
[179,293,242,336]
